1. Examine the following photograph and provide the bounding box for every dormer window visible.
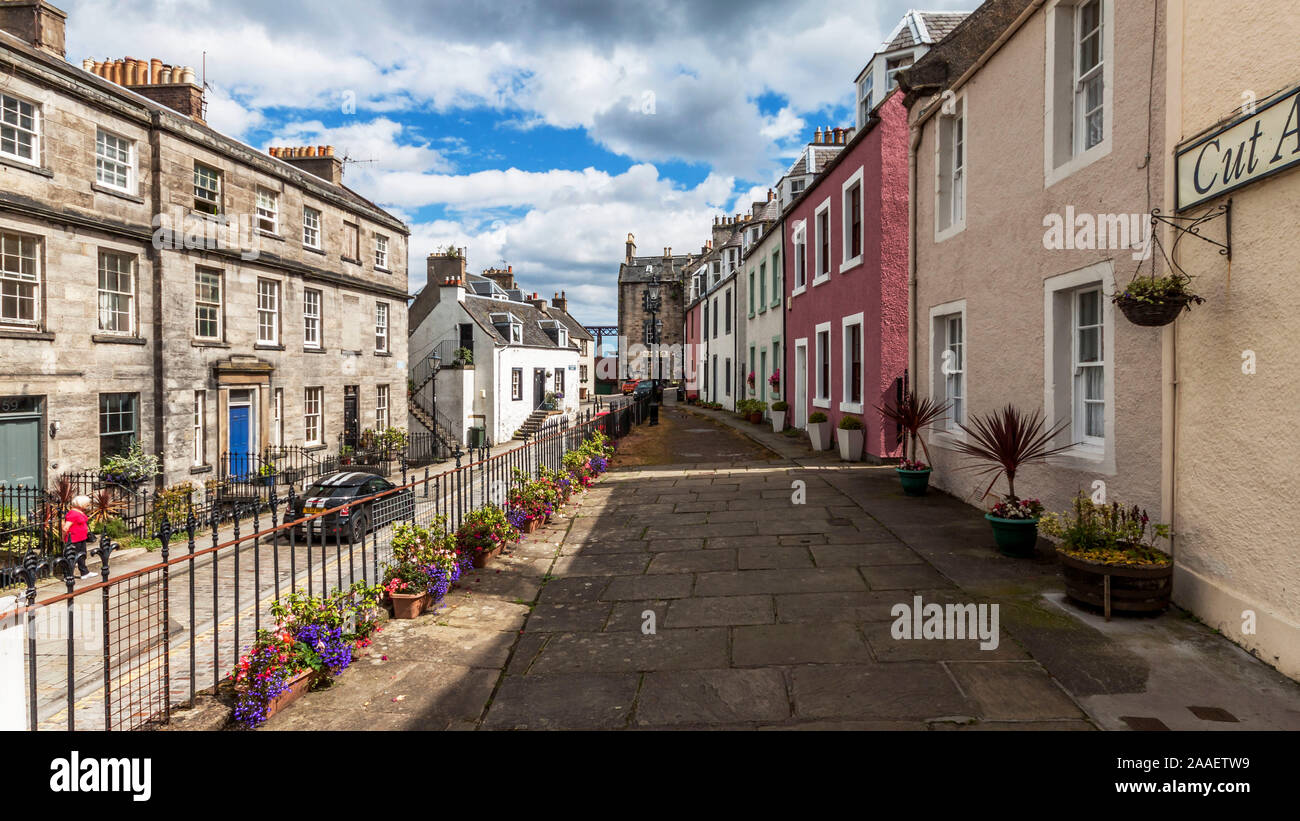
[491,312,523,343]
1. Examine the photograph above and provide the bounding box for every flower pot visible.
[837,428,864,461]
[1057,550,1173,615]
[984,514,1040,557]
[523,517,541,534]
[770,411,785,433]
[264,669,314,721]
[472,544,502,569]
[808,420,831,451]
[389,591,425,620]
[1115,294,1191,327]
[896,467,932,496]
[748,412,762,424]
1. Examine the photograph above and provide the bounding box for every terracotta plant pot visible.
[263,669,314,721]
[748,411,763,424]
[1058,550,1173,615]
[389,591,425,620]
[523,517,541,534]
[472,544,502,569]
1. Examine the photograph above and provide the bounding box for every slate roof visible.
[781,143,844,180]
[884,10,970,51]
[549,306,594,342]
[619,254,693,284]
[899,0,1036,106]
[459,294,579,350]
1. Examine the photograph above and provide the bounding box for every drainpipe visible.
[908,118,921,405]
[1162,0,1183,554]
[148,110,165,490]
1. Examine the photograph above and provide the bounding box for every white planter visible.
[770,410,786,433]
[808,421,831,451]
[837,428,864,461]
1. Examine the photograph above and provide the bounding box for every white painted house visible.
[408,253,582,446]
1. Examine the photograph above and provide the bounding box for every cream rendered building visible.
[1162,0,1300,679]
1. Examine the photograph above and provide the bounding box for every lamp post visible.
[646,268,663,425]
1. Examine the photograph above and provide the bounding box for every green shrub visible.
[838,414,863,430]
[771,401,788,411]
[808,411,827,423]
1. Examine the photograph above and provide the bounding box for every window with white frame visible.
[256,279,280,344]
[841,314,863,411]
[814,199,831,282]
[193,162,221,214]
[512,368,523,401]
[0,93,39,164]
[814,325,831,405]
[857,72,874,126]
[1072,286,1105,444]
[375,302,389,352]
[1046,0,1112,182]
[376,384,390,430]
[0,232,39,328]
[193,391,206,466]
[936,96,966,238]
[97,251,135,334]
[842,169,863,267]
[886,55,913,89]
[194,268,222,339]
[255,187,279,233]
[943,314,965,430]
[303,288,321,348]
[793,223,807,293]
[374,235,389,269]
[304,387,323,445]
[302,206,321,249]
[273,388,284,447]
[758,261,766,310]
[1045,263,1112,458]
[748,270,755,315]
[95,129,133,191]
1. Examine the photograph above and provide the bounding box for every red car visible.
[621,379,641,394]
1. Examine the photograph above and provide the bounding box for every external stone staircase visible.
[513,408,560,440]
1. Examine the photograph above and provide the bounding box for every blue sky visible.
[64,0,971,325]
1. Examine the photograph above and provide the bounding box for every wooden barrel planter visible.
[1057,551,1173,617]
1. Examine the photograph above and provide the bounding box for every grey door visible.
[0,398,42,487]
[533,369,546,407]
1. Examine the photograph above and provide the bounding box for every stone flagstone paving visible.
[257,407,1300,731]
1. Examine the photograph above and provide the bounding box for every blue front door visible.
[229,405,250,478]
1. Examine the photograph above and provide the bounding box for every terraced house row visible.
[644,1,1300,680]
[0,0,409,488]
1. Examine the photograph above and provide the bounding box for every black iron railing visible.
[2,397,650,731]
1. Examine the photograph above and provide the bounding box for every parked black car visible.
[287,471,415,543]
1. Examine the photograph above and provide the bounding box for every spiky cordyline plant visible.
[952,405,1073,502]
[875,393,949,467]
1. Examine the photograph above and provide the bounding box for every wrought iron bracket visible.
[1151,200,1231,261]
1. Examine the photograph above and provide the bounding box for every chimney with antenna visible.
[268,145,342,185]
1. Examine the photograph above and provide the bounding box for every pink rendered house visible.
[782,90,909,460]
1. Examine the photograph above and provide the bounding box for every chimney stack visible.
[482,266,517,291]
[625,232,636,264]
[270,145,343,185]
[427,249,467,294]
[0,1,66,59]
[551,290,569,313]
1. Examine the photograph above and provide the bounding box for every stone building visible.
[616,234,691,381]
[0,0,409,489]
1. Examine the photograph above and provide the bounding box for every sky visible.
[64,0,972,326]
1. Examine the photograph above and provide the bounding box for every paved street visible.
[256,407,1300,731]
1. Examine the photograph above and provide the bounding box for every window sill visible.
[190,208,225,222]
[92,334,146,345]
[189,464,212,475]
[91,182,144,203]
[375,267,391,274]
[303,346,326,354]
[374,351,391,357]
[932,428,969,449]
[812,397,831,409]
[839,255,863,273]
[304,443,328,453]
[1046,140,1112,189]
[254,343,285,351]
[257,230,284,242]
[935,221,966,244]
[1045,443,1106,469]
[838,401,864,414]
[341,256,362,266]
[192,339,230,348]
[791,285,807,298]
[304,245,325,256]
[0,155,53,177]
[811,274,830,288]
[0,328,53,341]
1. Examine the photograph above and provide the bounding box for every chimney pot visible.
[151,58,162,83]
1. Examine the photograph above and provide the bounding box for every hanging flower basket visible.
[1114,294,1198,327]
